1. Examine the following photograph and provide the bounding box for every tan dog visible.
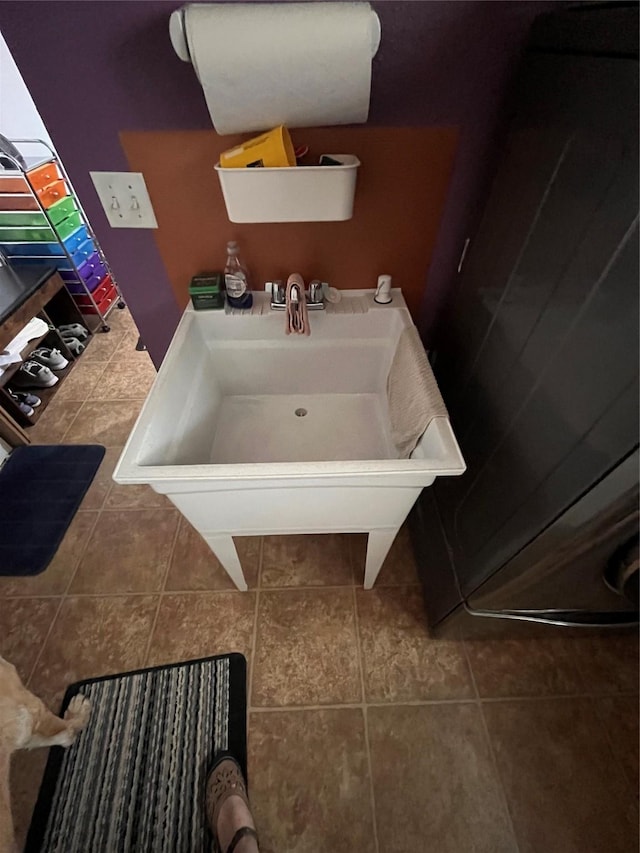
[0,656,91,853]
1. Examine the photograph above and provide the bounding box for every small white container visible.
[214,154,360,223]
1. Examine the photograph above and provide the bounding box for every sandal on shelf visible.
[206,752,259,853]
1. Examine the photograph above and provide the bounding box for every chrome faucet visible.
[308,280,324,307]
[266,278,326,310]
[269,280,286,306]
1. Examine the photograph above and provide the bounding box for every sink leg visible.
[204,535,248,591]
[364,528,400,590]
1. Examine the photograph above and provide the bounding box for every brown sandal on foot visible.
[206,753,259,853]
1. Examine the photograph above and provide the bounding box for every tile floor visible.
[2,308,639,852]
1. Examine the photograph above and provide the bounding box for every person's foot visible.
[206,756,259,853]
[216,792,258,853]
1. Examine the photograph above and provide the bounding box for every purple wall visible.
[0,1,553,362]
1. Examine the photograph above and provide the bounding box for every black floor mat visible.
[26,653,247,853]
[0,444,105,576]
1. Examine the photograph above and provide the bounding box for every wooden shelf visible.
[0,329,51,390]
[3,354,77,426]
[28,370,72,423]
[0,267,98,441]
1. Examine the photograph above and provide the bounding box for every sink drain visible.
[295,408,308,417]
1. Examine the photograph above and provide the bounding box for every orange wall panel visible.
[120,126,458,320]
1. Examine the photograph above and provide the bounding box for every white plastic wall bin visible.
[214,154,360,223]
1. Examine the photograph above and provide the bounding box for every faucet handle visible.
[308,280,324,304]
[266,280,285,304]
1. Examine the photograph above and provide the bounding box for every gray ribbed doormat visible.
[26,654,247,853]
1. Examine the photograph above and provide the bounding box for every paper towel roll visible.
[172,2,381,135]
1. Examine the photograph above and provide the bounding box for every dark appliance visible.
[411,4,639,637]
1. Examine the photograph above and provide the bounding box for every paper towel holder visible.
[169,4,382,66]
[169,7,191,62]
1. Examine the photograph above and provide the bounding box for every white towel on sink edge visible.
[387,326,448,459]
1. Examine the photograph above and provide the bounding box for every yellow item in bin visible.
[220,125,295,169]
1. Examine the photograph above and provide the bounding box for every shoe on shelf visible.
[7,389,34,417]
[58,323,89,342]
[62,337,85,356]
[9,390,41,408]
[30,347,69,371]
[12,360,59,389]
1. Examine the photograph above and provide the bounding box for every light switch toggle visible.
[89,172,158,229]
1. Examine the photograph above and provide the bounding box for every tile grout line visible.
[58,397,86,444]
[348,533,358,588]
[53,358,110,406]
[54,396,153,406]
[142,514,183,666]
[249,702,370,713]
[478,690,640,703]
[25,509,102,688]
[351,583,380,853]
[246,538,264,714]
[39,384,148,443]
[350,588,366,711]
[100,448,117,506]
[162,511,183,594]
[247,698,482,712]
[462,639,521,853]
[0,575,418,598]
[0,589,259,600]
[25,596,65,689]
[218,689,640,711]
[62,508,103,598]
[230,580,420,593]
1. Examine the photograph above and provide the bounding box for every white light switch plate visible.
[90,171,158,228]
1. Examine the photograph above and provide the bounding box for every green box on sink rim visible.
[189,272,225,310]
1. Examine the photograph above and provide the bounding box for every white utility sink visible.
[114,289,465,589]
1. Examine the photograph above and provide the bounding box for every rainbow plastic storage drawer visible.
[0,225,55,242]
[37,179,67,208]
[26,161,63,191]
[0,195,39,212]
[72,275,114,305]
[78,278,117,314]
[59,268,82,283]
[0,225,89,258]
[77,252,107,285]
[54,211,83,241]
[8,256,74,271]
[65,266,108,294]
[0,211,48,227]
[47,196,78,226]
[71,238,97,267]
[0,173,29,193]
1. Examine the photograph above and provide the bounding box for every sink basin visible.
[114,290,465,589]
